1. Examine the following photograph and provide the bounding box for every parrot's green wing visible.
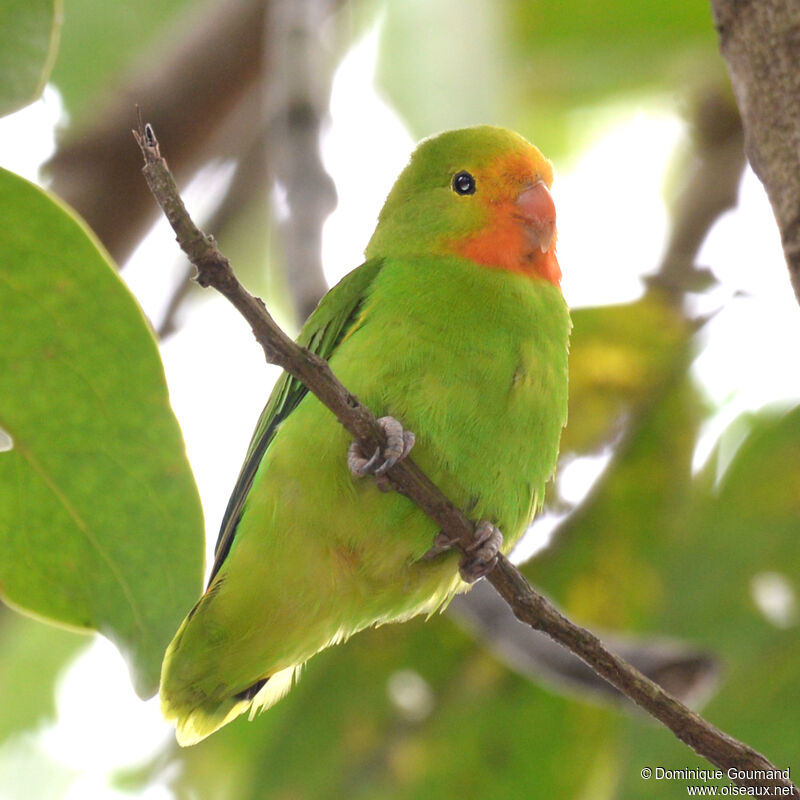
[208,258,385,582]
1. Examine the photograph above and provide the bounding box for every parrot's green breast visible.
[161,252,569,744]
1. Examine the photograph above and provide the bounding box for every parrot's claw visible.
[347,416,415,490]
[422,522,503,583]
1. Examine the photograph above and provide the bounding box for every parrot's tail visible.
[163,664,301,747]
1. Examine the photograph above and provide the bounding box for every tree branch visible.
[155,118,272,339]
[134,120,797,797]
[709,0,800,303]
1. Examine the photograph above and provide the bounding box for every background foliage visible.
[0,0,797,798]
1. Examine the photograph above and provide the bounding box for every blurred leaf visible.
[532,366,702,629]
[508,0,721,157]
[508,0,716,96]
[615,406,800,795]
[48,0,194,119]
[0,610,86,742]
[529,325,799,794]
[0,167,204,698]
[377,0,721,157]
[0,0,62,117]
[562,295,692,456]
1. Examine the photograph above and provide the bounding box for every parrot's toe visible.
[459,521,503,582]
[347,416,415,489]
[373,416,416,476]
[422,531,455,561]
[420,521,503,582]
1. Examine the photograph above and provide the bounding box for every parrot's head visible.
[365,126,560,286]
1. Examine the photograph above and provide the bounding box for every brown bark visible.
[710,0,800,302]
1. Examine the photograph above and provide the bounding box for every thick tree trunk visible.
[709,0,800,302]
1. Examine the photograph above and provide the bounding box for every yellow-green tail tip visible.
[161,664,302,746]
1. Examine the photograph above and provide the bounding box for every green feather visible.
[209,257,386,583]
[160,126,571,745]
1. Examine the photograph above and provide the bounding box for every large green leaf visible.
[0,0,62,117]
[0,167,204,698]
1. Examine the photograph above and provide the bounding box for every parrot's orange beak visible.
[515,181,556,254]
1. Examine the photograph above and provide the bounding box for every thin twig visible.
[450,582,719,706]
[134,119,797,797]
[155,123,272,339]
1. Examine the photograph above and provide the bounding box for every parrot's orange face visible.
[365,126,560,287]
[445,150,560,286]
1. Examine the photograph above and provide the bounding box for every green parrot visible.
[160,125,571,745]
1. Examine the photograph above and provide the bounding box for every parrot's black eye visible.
[452,170,476,195]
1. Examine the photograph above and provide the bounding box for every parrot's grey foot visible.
[459,521,503,582]
[347,416,415,490]
[422,521,503,583]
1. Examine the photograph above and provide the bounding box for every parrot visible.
[160,125,571,745]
